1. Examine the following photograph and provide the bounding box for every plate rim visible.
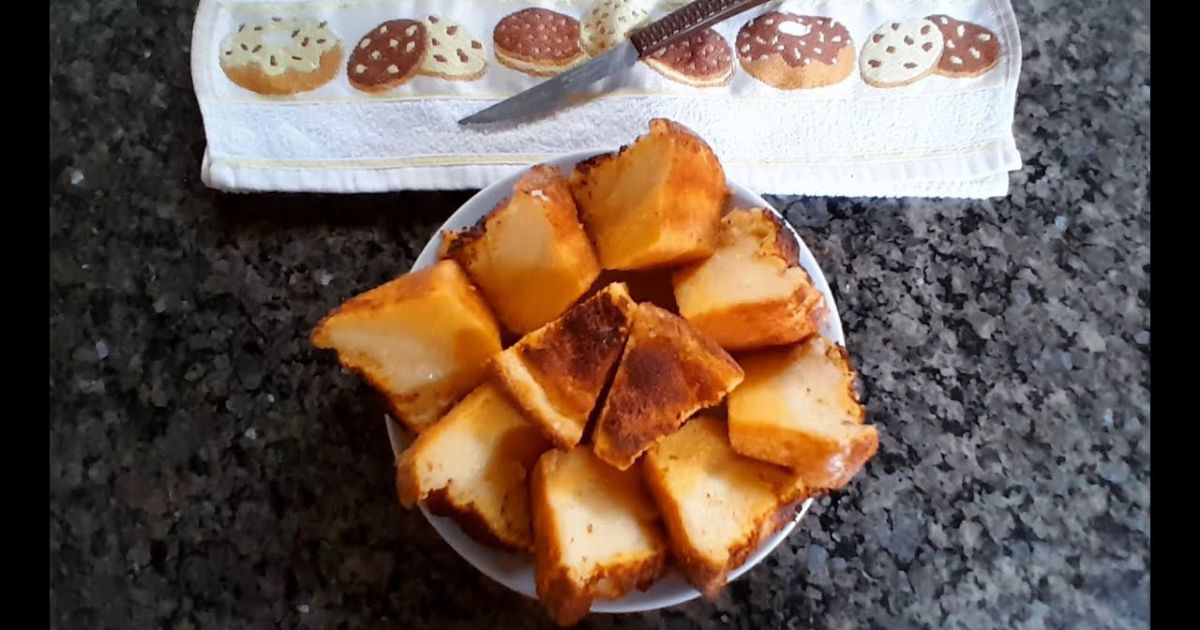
[389,149,845,614]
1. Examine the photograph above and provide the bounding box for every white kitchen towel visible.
[191,0,1022,197]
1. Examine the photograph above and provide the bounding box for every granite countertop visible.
[48,0,1150,627]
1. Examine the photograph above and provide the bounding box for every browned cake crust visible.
[491,283,635,448]
[531,450,667,626]
[439,165,601,335]
[422,488,519,551]
[729,339,878,489]
[395,382,550,552]
[441,165,573,261]
[593,303,744,469]
[569,119,730,271]
[669,497,796,598]
[517,288,633,418]
[672,208,827,351]
[640,417,811,598]
[310,260,500,432]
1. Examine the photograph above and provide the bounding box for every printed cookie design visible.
[347,20,427,93]
[736,12,854,89]
[219,18,342,95]
[859,18,945,88]
[418,16,488,81]
[925,15,1000,78]
[644,28,733,88]
[581,0,651,57]
[494,8,587,77]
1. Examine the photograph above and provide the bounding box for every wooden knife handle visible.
[630,0,773,57]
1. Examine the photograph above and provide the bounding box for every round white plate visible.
[384,150,845,614]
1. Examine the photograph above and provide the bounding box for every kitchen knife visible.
[459,0,772,126]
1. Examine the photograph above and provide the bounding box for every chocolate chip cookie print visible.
[215,6,1005,97]
[861,15,1002,88]
[859,18,945,88]
[581,0,650,57]
[419,16,488,81]
[925,15,1001,78]
[347,19,427,93]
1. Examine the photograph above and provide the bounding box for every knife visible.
[459,0,773,126]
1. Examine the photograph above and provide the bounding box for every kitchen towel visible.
[191,0,1022,197]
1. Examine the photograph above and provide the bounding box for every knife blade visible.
[459,0,773,126]
[459,43,640,126]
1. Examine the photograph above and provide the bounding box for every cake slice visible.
[642,414,803,598]
[727,336,878,489]
[531,447,667,626]
[673,208,826,351]
[441,165,601,334]
[592,303,744,470]
[311,260,501,432]
[492,282,637,449]
[396,382,550,551]
[569,119,728,270]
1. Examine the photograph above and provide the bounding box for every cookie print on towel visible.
[208,3,1009,99]
[220,17,342,95]
[860,15,1001,88]
[737,12,854,89]
[494,8,587,76]
[581,0,650,57]
[859,17,945,88]
[419,16,488,81]
[644,28,734,88]
[348,19,428,92]
[925,15,1000,78]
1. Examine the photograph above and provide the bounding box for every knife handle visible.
[629,0,773,57]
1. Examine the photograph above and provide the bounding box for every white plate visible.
[384,150,845,614]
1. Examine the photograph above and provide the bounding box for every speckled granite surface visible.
[48,0,1150,627]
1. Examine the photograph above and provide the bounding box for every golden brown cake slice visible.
[592,303,744,470]
[395,382,550,551]
[310,260,501,432]
[531,447,667,626]
[728,336,878,489]
[642,414,802,598]
[673,208,826,351]
[441,165,601,334]
[569,119,728,270]
[492,282,637,449]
